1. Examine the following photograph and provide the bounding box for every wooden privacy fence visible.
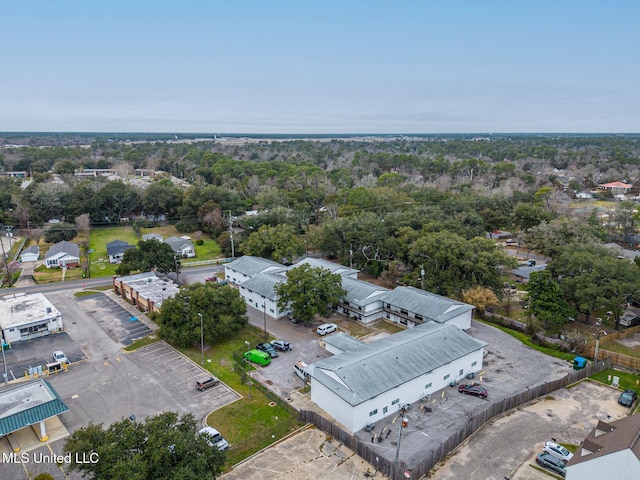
[579,324,640,370]
[300,358,609,480]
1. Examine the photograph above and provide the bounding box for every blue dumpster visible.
[573,356,587,370]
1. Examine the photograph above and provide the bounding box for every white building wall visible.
[2,315,63,344]
[240,288,284,318]
[311,349,484,433]
[566,450,639,480]
[225,266,252,285]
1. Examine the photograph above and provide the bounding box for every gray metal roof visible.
[44,241,79,259]
[294,257,359,277]
[310,322,486,406]
[22,246,40,255]
[381,286,474,323]
[323,333,367,352]
[106,240,135,256]
[342,277,389,306]
[227,256,285,277]
[164,236,194,252]
[510,264,547,280]
[0,379,69,436]
[239,272,287,299]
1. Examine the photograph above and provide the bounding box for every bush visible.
[196,239,204,245]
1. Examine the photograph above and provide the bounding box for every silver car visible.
[543,441,573,462]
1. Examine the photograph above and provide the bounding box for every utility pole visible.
[198,313,204,365]
[0,225,12,286]
[395,406,408,465]
[229,211,235,259]
[420,265,425,290]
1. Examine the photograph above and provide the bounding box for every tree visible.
[240,224,304,263]
[408,232,516,296]
[551,243,640,326]
[527,270,575,330]
[155,282,248,347]
[275,264,346,324]
[460,286,498,314]
[521,217,601,257]
[44,222,77,243]
[63,411,225,480]
[121,240,180,274]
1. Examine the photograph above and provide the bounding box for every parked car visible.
[543,441,573,462]
[618,389,637,407]
[535,452,566,477]
[195,376,220,391]
[270,339,292,351]
[256,342,279,358]
[244,349,271,366]
[52,350,69,364]
[458,384,488,398]
[198,426,229,451]
[316,323,337,335]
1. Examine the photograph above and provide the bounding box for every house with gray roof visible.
[20,245,40,262]
[295,257,359,279]
[238,271,289,318]
[308,322,487,433]
[565,414,640,480]
[44,241,80,269]
[142,233,163,242]
[509,264,547,284]
[381,286,475,330]
[164,236,195,258]
[106,240,135,264]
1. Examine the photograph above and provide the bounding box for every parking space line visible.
[137,345,167,356]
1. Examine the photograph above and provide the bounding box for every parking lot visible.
[76,293,153,346]
[0,289,241,480]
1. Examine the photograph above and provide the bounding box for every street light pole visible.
[1,336,8,384]
[594,330,607,363]
[198,313,204,365]
[263,302,268,340]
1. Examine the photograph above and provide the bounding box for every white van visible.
[316,323,337,335]
[294,361,310,383]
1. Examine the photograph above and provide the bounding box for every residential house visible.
[565,414,640,480]
[142,233,163,242]
[509,264,547,284]
[164,236,196,258]
[381,286,475,330]
[44,241,80,269]
[106,240,136,264]
[20,246,40,262]
[307,322,487,433]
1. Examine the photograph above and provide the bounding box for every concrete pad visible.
[222,427,381,480]
[0,417,69,456]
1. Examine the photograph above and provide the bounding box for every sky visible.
[1,1,639,134]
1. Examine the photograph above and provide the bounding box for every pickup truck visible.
[196,376,220,391]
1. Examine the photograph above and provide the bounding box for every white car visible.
[543,440,573,462]
[316,323,337,335]
[52,350,69,364]
[198,426,229,451]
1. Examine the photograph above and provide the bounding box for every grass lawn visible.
[89,226,139,277]
[123,335,161,351]
[589,368,640,393]
[86,225,222,278]
[599,340,640,357]
[176,325,304,466]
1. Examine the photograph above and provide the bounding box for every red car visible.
[458,384,488,398]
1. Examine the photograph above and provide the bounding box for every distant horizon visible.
[2,132,640,137]
[2,2,639,133]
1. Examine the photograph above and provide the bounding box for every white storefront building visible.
[0,293,63,344]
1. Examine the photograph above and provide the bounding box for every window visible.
[459,369,463,376]
[471,361,477,367]
[425,382,432,389]
[400,309,408,315]
[443,374,450,380]
[415,314,423,320]
[392,398,399,405]
[383,406,388,414]
[369,409,378,417]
